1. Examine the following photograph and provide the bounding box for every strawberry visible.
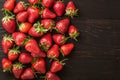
[2,35,13,54]
[12,63,23,79]
[47,44,59,59]
[19,22,32,33]
[13,1,27,14]
[31,51,46,58]
[21,68,34,80]
[42,0,56,8]
[28,22,48,37]
[28,0,40,4]
[12,32,26,46]
[46,71,60,80]
[25,39,46,58]
[55,18,70,33]
[50,59,67,73]
[2,16,16,33]
[65,1,78,18]
[60,43,74,56]
[2,58,12,72]
[42,8,56,19]
[4,0,15,11]
[41,19,55,31]
[52,34,68,45]
[53,1,65,16]
[8,47,20,61]
[39,33,52,52]
[19,53,33,64]
[27,6,40,23]
[68,25,79,41]
[32,59,46,74]
[16,11,28,22]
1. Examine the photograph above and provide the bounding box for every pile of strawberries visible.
[1,0,80,80]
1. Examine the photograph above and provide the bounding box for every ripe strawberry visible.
[21,68,34,80]
[53,1,65,16]
[28,22,48,37]
[32,59,46,74]
[2,16,16,33]
[19,53,33,64]
[68,25,79,41]
[65,1,78,18]
[39,33,52,52]
[42,0,56,8]
[19,22,32,33]
[4,0,15,11]
[16,11,28,22]
[12,32,26,46]
[31,51,46,58]
[12,63,23,79]
[52,34,68,45]
[41,19,55,31]
[25,39,46,58]
[56,18,70,33]
[27,6,40,23]
[60,43,74,56]
[13,1,26,13]
[2,58,12,72]
[50,59,67,73]
[42,8,56,19]
[2,35,13,54]
[46,71,60,80]
[28,0,40,4]
[8,47,20,61]
[47,44,59,59]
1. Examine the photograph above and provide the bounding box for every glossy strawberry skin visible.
[46,71,60,80]
[16,11,28,22]
[42,0,56,8]
[4,0,15,11]
[32,59,46,74]
[28,0,39,4]
[8,53,19,61]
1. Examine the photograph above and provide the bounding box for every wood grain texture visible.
[0,0,120,80]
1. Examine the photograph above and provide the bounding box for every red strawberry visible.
[28,0,40,4]
[46,71,60,80]
[41,19,55,31]
[28,22,48,37]
[42,8,56,19]
[4,0,15,11]
[42,0,56,8]
[2,35,13,54]
[13,1,26,13]
[8,47,20,61]
[31,51,46,58]
[19,53,33,64]
[65,1,78,18]
[47,44,59,59]
[21,68,34,80]
[52,34,68,45]
[60,43,74,56]
[32,59,46,74]
[19,22,32,33]
[12,32,26,46]
[2,58,12,72]
[12,63,23,79]
[2,16,16,33]
[68,25,79,41]
[16,11,28,22]
[25,39,46,58]
[27,6,40,23]
[50,59,67,73]
[39,33,52,52]
[53,1,65,16]
[56,18,70,33]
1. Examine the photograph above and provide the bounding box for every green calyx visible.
[69,31,80,41]
[3,34,13,43]
[9,46,20,54]
[61,36,69,45]
[13,63,23,69]
[60,49,65,57]
[39,43,50,52]
[1,8,14,16]
[55,58,68,65]
[22,36,32,45]
[3,67,12,72]
[65,9,78,18]
[48,22,55,32]
[21,1,30,9]
[19,23,25,30]
[2,15,14,23]
[34,22,48,33]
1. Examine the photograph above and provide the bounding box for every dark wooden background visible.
[0,0,120,80]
